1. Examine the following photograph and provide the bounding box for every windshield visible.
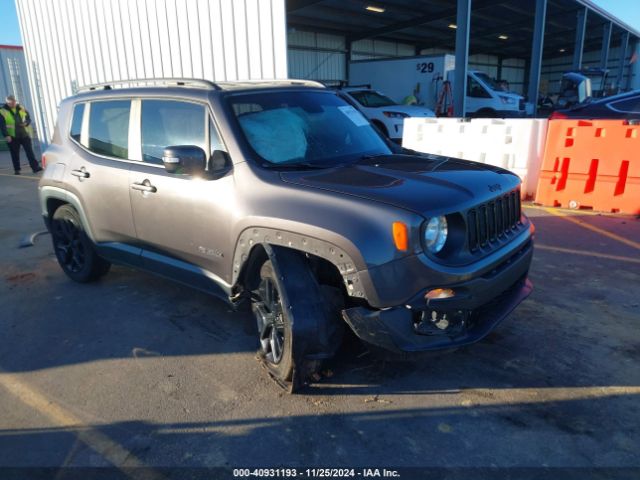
[229,90,392,167]
[347,90,397,108]
[587,74,604,92]
[475,72,503,92]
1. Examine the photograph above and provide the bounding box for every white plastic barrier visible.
[402,117,548,199]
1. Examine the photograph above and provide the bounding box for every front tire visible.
[50,204,111,283]
[252,261,294,384]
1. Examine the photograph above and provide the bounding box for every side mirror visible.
[162,145,206,175]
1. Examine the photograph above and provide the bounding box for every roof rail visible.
[333,82,372,90]
[214,79,326,89]
[77,78,220,93]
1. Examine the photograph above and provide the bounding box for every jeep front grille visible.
[467,190,521,251]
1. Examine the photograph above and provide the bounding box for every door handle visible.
[130,181,157,193]
[70,168,90,178]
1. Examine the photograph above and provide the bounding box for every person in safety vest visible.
[0,94,42,175]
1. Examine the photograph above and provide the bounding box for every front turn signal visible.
[392,221,409,252]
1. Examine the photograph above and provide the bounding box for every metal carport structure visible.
[286,0,640,115]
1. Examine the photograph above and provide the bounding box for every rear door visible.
[128,98,234,289]
[69,99,138,249]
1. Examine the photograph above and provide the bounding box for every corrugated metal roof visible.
[578,0,640,38]
[287,0,638,59]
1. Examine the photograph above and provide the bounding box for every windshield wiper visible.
[360,153,390,160]
[261,162,338,170]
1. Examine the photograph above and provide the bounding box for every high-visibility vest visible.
[0,105,33,138]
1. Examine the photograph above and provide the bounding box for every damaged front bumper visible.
[342,241,533,353]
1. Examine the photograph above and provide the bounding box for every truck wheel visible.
[50,204,111,283]
[476,108,497,118]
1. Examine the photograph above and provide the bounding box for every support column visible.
[572,7,587,70]
[616,31,630,92]
[453,0,471,117]
[528,0,546,117]
[600,21,612,69]
[345,39,352,86]
[627,38,639,90]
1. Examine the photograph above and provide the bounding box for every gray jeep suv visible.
[39,78,534,391]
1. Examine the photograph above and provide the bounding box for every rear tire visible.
[50,204,111,283]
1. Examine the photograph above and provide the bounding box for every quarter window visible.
[141,100,206,164]
[88,100,131,159]
[69,103,85,142]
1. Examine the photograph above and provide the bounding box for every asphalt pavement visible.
[0,151,639,479]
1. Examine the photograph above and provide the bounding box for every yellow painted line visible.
[536,244,640,265]
[523,204,622,217]
[0,172,40,181]
[0,371,164,477]
[543,207,640,251]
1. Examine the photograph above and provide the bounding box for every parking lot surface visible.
[0,153,639,478]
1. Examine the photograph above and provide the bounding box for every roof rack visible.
[77,78,220,93]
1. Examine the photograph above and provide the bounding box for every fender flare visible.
[232,227,367,299]
[40,186,97,242]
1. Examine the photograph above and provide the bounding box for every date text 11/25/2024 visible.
[233,468,401,478]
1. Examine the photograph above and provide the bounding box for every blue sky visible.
[0,0,639,46]
[0,0,21,45]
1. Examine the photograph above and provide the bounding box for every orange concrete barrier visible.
[535,120,640,214]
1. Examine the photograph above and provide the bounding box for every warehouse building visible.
[15,0,640,145]
[0,44,34,121]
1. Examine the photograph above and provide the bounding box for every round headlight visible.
[424,216,448,253]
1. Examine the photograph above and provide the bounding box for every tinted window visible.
[475,72,502,92]
[230,91,391,166]
[141,100,206,164]
[348,91,396,108]
[610,96,640,114]
[70,103,85,142]
[88,100,131,159]
[468,76,491,98]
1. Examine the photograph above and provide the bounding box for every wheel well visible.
[474,108,497,118]
[238,244,269,294]
[237,244,348,303]
[372,119,388,136]
[46,198,67,219]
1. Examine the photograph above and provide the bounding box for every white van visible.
[349,54,525,118]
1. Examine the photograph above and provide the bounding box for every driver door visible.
[466,74,493,114]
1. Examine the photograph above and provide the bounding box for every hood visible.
[280,154,521,216]
[499,92,524,101]
[382,104,435,117]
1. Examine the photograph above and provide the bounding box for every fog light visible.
[414,308,469,336]
[425,288,455,300]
